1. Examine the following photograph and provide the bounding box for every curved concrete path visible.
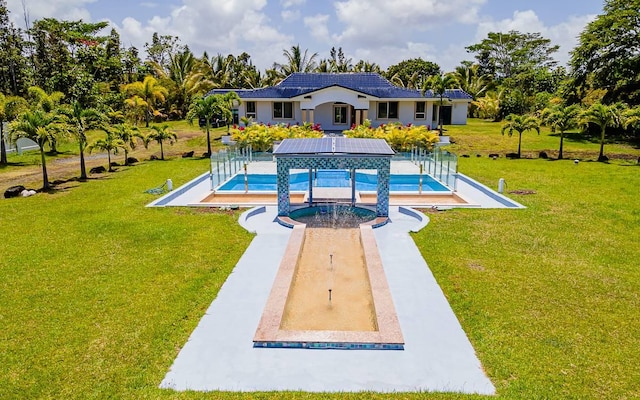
[160,206,495,394]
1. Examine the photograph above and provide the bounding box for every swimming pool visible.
[217,170,450,192]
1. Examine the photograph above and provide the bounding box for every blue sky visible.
[6,0,604,73]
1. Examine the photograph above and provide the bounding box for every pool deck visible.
[160,206,496,394]
[147,160,525,209]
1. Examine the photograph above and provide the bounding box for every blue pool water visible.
[218,170,450,192]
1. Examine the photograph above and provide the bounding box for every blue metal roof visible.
[207,73,472,100]
[273,137,395,156]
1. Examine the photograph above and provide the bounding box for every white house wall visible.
[451,101,468,125]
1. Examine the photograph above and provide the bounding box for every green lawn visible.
[1,119,639,399]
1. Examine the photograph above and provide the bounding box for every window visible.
[377,101,398,119]
[415,101,426,120]
[334,105,347,124]
[245,101,256,119]
[273,102,293,119]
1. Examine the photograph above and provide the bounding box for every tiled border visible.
[253,224,404,349]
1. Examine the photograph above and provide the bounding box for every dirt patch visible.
[508,189,537,195]
[280,227,377,332]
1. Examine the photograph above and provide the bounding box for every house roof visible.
[273,137,395,156]
[207,73,472,100]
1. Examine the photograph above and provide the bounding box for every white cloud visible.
[108,0,292,69]
[281,0,305,8]
[332,0,486,46]
[281,9,300,22]
[303,14,330,42]
[474,10,597,67]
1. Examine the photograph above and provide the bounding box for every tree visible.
[466,31,559,82]
[144,32,183,72]
[274,45,319,76]
[353,60,381,73]
[622,106,640,136]
[0,0,29,96]
[385,58,440,89]
[579,102,626,161]
[0,94,27,164]
[88,127,126,172]
[570,0,640,105]
[501,114,540,158]
[144,124,177,160]
[27,86,65,153]
[9,109,61,189]
[187,94,219,156]
[123,75,168,127]
[421,73,458,135]
[540,104,581,159]
[109,124,141,165]
[59,101,104,179]
[318,47,353,73]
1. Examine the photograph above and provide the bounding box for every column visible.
[277,160,290,216]
[309,109,314,124]
[355,110,361,126]
[376,159,391,217]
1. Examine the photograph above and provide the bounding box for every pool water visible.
[218,170,450,192]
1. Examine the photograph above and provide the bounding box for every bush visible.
[342,120,439,152]
[230,122,323,152]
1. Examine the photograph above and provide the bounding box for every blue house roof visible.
[207,73,472,100]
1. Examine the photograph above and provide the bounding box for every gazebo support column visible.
[376,159,391,217]
[277,162,290,216]
[351,168,356,206]
[308,168,313,205]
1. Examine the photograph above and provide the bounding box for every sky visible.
[6,0,605,73]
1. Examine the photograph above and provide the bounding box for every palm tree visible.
[124,95,148,126]
[353,60,381,73]
[579,102,625,162]
[501,114,540,158]
[88,128,126,172]
[622,106,640,138]
[27,86,65,153]
[9,110,60,189]
[275,45,319,76]
[123,76,169,127]
[421,73,458,135]
[540,104,581,159]
[217,91,241,134]
[144,124,177,160]
[110,124,141,166]
[187,95,219,156]
[0,94,28,165]
[59,101,104,180]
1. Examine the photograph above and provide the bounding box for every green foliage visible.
[570,0,640,105]
[343,120,439,152]
[385,58,440,89]
[230,122,323,151]
[123,75,169,127]
[578,102,626,160]
[466,31,559,81]
[540,103,581,159]
[501,114,540,157]
[144,124,177,160]
[88,126,126,171]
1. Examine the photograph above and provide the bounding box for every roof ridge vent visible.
[331,137,336,153]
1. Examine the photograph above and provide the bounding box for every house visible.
[207,73,472,131]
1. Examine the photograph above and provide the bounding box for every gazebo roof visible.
[273,137,395,156]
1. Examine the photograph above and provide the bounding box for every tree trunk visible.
[79,142,87,180]
[598,126,605,160]
[517,131,522,158]
[160,141,164,160]
[0,123,7,165]
[40,146,49,190]
[124,148,129,166]
[108,151,113,172]
[206,126,212,156]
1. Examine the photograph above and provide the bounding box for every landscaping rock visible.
[127,157,138,164]
[182,151,194,158]
[539,151,548,159]
[21,189,36,197]
[202,152,211,158]
[110,161,119,167]
[150,155,160,160]
[489,153,499,158]
[461,154,470,158]
[90,165,107,174]
[4,185,26,198]
[598,155,609,162]
[506,152,520,159]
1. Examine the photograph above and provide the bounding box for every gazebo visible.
[272,137,395,217]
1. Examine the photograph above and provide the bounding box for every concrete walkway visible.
[160,206,495,394]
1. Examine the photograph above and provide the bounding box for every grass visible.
[1,118,639,399]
